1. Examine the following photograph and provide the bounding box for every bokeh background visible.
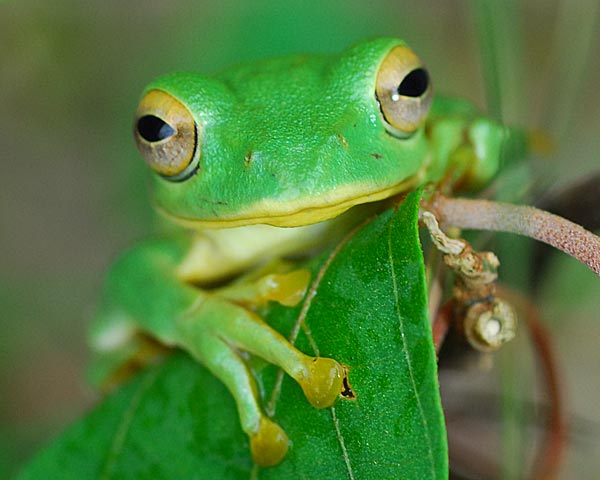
[1,0,599,477]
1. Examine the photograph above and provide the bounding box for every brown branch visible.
[424,195,600,276]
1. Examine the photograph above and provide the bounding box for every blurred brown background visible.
[1,0,599,477]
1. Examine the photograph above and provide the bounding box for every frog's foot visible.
[217,269,311,307]
[189,330,289,466]
[176,296,344,464]
[196,297,345,408]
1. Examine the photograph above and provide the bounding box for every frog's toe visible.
[298,357,344,408]
[250,417,289,467]
[261,269,311,307]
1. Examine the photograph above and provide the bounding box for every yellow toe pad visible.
[250,417,289,466]
[299,357,344,408]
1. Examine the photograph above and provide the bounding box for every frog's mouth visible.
[157,174,422,229]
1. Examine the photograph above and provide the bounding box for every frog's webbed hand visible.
[91,238,343,466]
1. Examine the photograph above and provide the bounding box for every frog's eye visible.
[375,45,432,137]
[133,89,200,181]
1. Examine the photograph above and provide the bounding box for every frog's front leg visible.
[180,295,343,465]
[91,236,344,466]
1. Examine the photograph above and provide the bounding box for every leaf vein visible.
[386,214,438,479]
[264,218,369,477]
[266,218,370,415]
[331,406,356,480]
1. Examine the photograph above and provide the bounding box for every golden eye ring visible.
[133,89,200,181]
[375,45,433,137]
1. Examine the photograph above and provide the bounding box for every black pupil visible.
[137,115,175,142]
[397,68,429,97]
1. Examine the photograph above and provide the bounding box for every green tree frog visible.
[90,37,513,466]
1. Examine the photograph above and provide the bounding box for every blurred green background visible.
[1,0,599,477]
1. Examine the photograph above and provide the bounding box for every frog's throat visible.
[159,174,422,229]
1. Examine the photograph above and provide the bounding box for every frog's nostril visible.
[397,68,429,98]
[137,115,176,142]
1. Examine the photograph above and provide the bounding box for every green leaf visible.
[18,189,447,479]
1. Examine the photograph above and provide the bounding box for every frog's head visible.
[133,38,434,228]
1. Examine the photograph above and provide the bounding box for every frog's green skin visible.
[90,37,518,466]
